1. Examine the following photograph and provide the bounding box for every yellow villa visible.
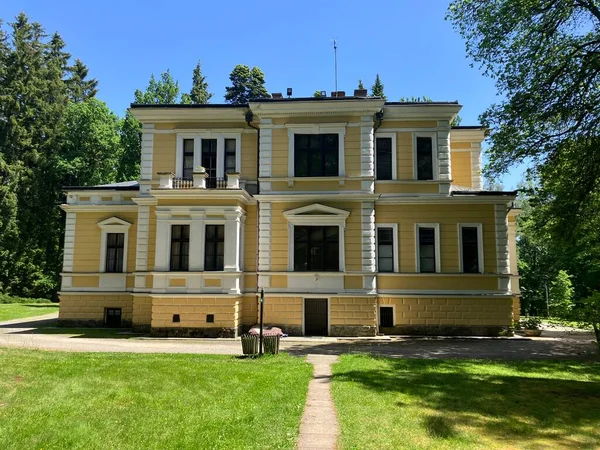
[59,90,520,337]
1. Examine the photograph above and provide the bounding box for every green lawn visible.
[0,349,313,449]
[0,303,59,322]
[332,355,600,450]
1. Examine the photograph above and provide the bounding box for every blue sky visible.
[1,0,525,188]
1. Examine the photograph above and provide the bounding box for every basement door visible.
[304,298,328,336]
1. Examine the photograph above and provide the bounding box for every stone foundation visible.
[57,319,132,328]
[132,324,151,333]
[150,327,238,338]
[330,325,377,337]
[380,325,513,337]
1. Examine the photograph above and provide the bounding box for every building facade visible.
[59,94,520,337]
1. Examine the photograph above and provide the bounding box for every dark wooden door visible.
[105,308,122,327]
[202,139,217,188]
[305,299,328,336]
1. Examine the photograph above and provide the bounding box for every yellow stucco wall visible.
[132,295,152,326]
[153,134,176,176]
[375,203,498,273]
[262,296,303,327]
[378,296,513,326]
[59,294,133,322]
[377,275,499,291]
[72,211,138,273]
[150,296,239,329]
[330,297,377,326]
[374,182,440,194]
[451,151,472,187]
[241,132,258,180]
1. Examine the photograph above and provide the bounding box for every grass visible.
[0,349,313,450]
[332,355,600,450]
[0,303,59,322]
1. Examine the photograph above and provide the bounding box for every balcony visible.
[157,171,241,190]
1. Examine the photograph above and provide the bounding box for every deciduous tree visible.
[224,64,269,104]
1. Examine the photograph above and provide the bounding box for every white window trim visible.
[167,220,192,272]
[176,132,242,178]
[413,132,438,181]
[374,133,397,180]
[378,304,396,327]
[284,204,349,272]
[375,223,399,273]
[98,217,132,273]
[415,223,441,273]
[458,223,484,274]
[203,220,227,272]
[287,125,346,178]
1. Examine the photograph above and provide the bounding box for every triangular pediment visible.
[283,203,350,218]
[97,216,132,228]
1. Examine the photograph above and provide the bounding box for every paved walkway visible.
[0,314,597,360]
[297,355,340,450]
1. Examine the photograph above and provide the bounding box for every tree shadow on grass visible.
[333,357,600,448]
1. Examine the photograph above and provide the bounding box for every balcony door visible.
[202,139,218,188]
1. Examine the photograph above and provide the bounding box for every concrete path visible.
[297,355,340,450]
[0,314,597,360]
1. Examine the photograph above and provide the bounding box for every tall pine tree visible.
[181,60,212,104]
[224,64,269,104]
[371,74,386,99]
[67,59,98,102]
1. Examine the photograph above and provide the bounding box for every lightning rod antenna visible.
[333,39,338,97]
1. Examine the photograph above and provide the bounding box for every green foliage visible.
[371,74,386,99]
[313,90,323,98]
[180,60,212,104]
[66,58,98,102]
[520,316,542,330]
[0,294,52,304]
[357,79,365,90]
[116,111,141,181]
[133,70,180,104]
[224,64,269,104]
[579,292,600,346]
[549,270,574,318]
[399,96,432,102]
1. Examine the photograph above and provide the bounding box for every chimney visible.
[331,91,345,98]
[354,89,368,97]
[271,93,283,99]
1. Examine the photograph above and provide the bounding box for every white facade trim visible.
[437,120,452,182]
[458,223,485,274]
[360,115,374,179]
[375,223,399,273]
[471,143,483,189]
[374,132,397,180]
[361,202,376,272]
[140,124,154,182]
[175,131,242,178]
[287,125,347,178]
[415,223,441,273]
[62,212,76,273]
[258,202,272,271]
[97,217,132,273]
[135,205,150,272]
[494,204,510,274]
[412,132,438,181]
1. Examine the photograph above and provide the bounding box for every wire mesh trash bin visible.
[241,334,259,355]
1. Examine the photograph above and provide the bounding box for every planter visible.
[524,329,542,337]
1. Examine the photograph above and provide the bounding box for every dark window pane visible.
[183,139,194,180]
[462,227,480,273]
[224,138,236,173]
[294,226,339,271]
[376,137,393,180]
[377,227,394,273]
[380,306,394,327]
[418,227,436,273]
[416,137,434,180]
[205,224,224,271]
[294,134,339,177]
[170,225,190,271]
[105,232,125,273]
[202,139,218,180]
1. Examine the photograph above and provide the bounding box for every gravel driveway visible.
[1,313,597,360]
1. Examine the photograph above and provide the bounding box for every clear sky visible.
[1,0,525,188]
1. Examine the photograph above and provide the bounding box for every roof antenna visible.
[333,39,338,98]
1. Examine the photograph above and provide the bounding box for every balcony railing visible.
[157,172,241,190]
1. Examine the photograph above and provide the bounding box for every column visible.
[154,212,170,271]
[224,211,243,271]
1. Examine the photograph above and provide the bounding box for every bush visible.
[520,316,542,330]
[0,294,53,304]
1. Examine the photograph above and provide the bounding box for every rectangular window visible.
[376,137,393,180]
[183,138,194,180]
[377,228,394,272]
[294,134,339,177]
[105,233,125,273]
[379,306,394,327]
[416,137,434,180]
[170,225,190,271]
[294,226,339,271]
[461,226,480,273]
[418,227,437,273]
[204,225,225,271]
[224,138,237,174]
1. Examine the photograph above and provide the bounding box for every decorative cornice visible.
[249,99,385,117]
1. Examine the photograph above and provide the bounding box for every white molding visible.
[361,202,376,272]
[283,203,350,219]
[415,223,441,273]
[374,132,397,180]
[135,205,150,271]
[377,289,506,295]
[61,205,138,213]
[437,121,452,182]
[376,223,399,273]
[471,147,482,189]
[254,193,380,202]
[176,131,242,179]
[412,132,438,181]
[62,212,76,273]
[494,204,510,274]
[141,124,154,181]
[97,217,132,273]
[287,125,346,178]
[258,202,272,271]
[376,195,515,205]
[458,223,484,273]
[98,273,127,290]
[360,115,374,179]
[378,304,396,327]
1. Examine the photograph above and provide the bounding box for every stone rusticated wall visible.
[58,294,133,327]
